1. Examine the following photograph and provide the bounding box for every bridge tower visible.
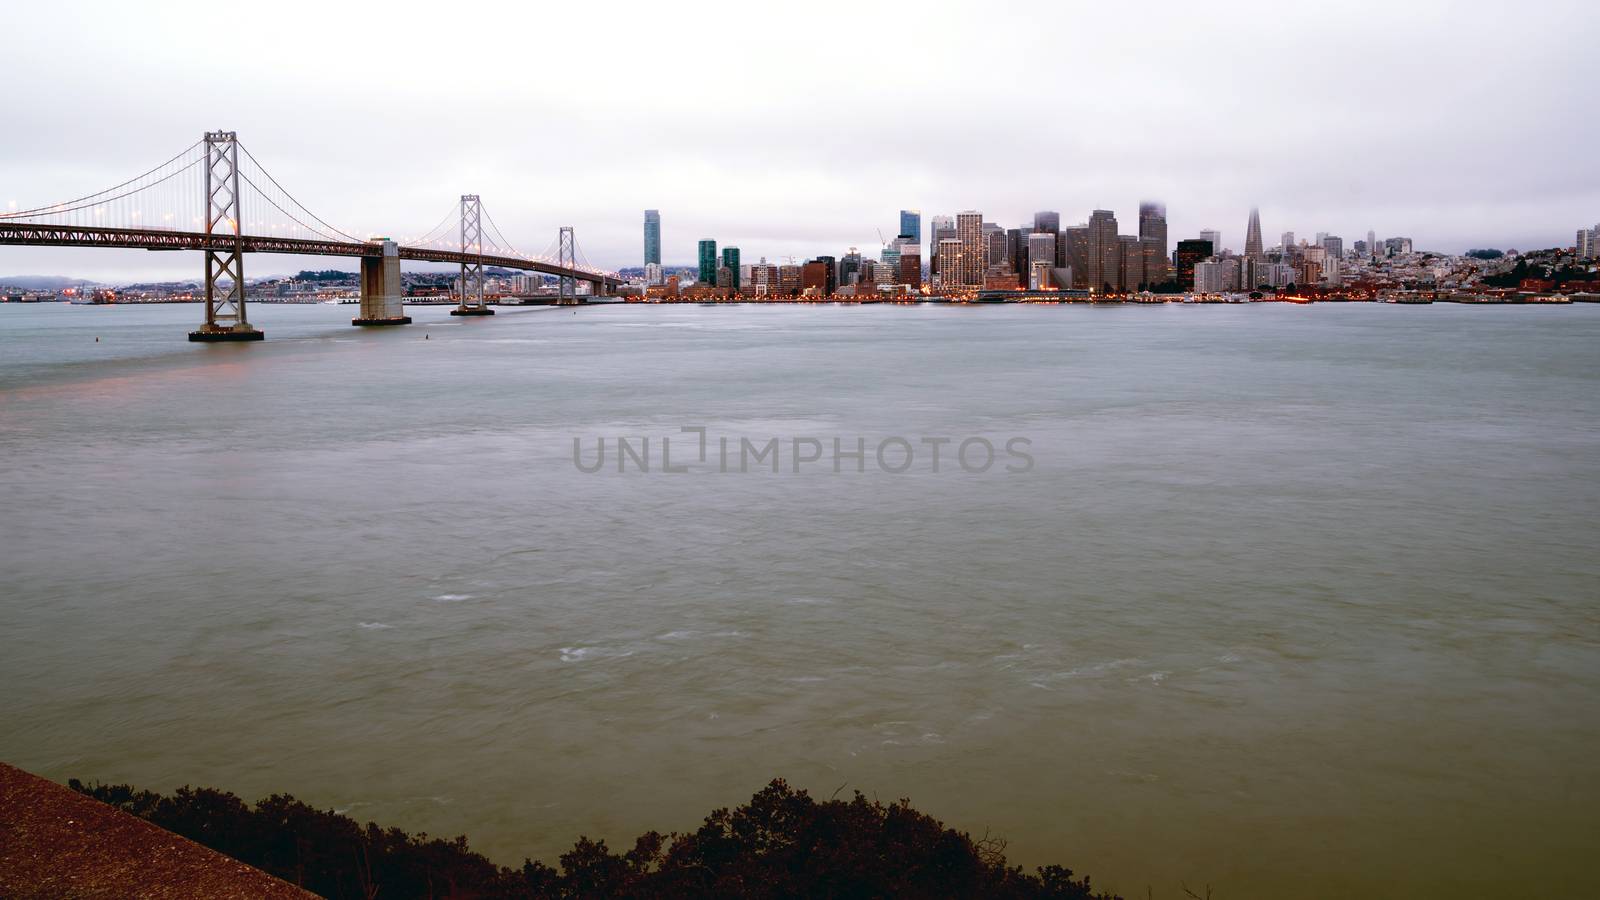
[557,226,579,305]
[189,131,263,341]
[450,194,494,316]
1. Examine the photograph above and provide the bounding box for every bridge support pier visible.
[450,194,494,316]
[189,131,263,342]
[556,226,582,306]
[353,240,411,326]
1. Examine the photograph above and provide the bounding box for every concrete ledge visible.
[188,328,264,342]
[448,307,495,316]
[0,762,315,899]
[352,316,413,326]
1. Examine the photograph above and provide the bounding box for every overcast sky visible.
[2,0,1596,281]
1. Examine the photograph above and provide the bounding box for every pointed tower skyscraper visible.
[1245,207,1264,261]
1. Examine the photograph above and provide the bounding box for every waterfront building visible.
[1063,225,1089,289]
[716,266,734,293]
[1120,235,1144,291]
[1087,210,1119,293]
[1193,259,1225,293]
[956,211,984,287]
[898,244,922,287]
[644,210,661,266]
[937,237,966,288]
[1245,207,1264,261]
[698,239,717,285]
[778,264,802,294]
[984,223,1007,270]
[813,255,837,294]
[1027,232,1057,275]
[1174,238,1213,290]
[721,247,741,289]
[644,262,664,286]
[801,261,830,295]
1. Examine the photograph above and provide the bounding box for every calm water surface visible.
[1,301,1597,898]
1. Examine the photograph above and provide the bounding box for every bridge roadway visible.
[0,222,622,290]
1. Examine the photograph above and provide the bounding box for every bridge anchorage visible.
[190,132,262,342]
[450,194,494,317]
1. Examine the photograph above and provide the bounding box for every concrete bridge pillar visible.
[353,240,411,326]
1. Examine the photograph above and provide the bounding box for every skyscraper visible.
[955,211,984,287]
[899,210,922,245]
[1139,202,1169,286]
[1087,210,1119,294]
[697,239,717,286]
[1027,232,1057,271]
[1281,231,1294,252]
[929,215,954,278]
[1200,229,1221,254]
[1034,211,1060,234]
[1120,235,1144,292]
[1063,225,1088,288]
[983,222,1006,270]
[1175,239,1213,290]
[643,210,661,266]
[1367,230,1377,259]
[1245,207,1263,261]
[1321,236,1343,260]
[721,247,741,290]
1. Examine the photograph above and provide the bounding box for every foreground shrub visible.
[72,777,1118,899]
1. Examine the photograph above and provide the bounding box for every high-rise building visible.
[983,222,1007,270]
[1027,232,1057,272]
[1281,231,1294,252]
[1367,230,1377,259]
[721,247,741,289]
[840,248,862,285]
[1245,207,1263,261]
[900,210,922,245]
[811,255,837,294]
[1063,226,1089,289]
[801,261,830,295]
[1120,235,1144,292]
[643,210,661,266]
[1087,210,1119,293]
[1321,236,1343,260]
[1034,211,1061,234]
[1200,229,1221,254]
[937,237,965,288]
[898,244,922,287]
[778,264,802,294]
[1575,227,1594,260]
[955,211,984,287]
[928,215,954,275]
[644,262,664,286]
[697,239,717,285]
[1139,202,1169,286]
[1175,239,1213,290]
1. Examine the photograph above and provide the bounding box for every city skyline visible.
[2,0,1597,280]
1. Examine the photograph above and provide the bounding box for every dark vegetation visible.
[294,270,358,282]
[71,778,1120,899]
[1479,256,1595,288]
[1464,249,1504,260]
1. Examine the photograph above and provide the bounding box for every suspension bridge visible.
[0,131,623,341]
